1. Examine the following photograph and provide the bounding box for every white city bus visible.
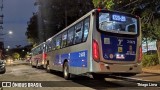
[31,42,47,68]
[44,9,142,79]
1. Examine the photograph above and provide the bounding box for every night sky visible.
[3,0,35,48]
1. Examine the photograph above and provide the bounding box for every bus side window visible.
[83,17,90,42]
[35,48,37,55]
[48,41,52,52]
[52,38,56,50]
[56,34,62,49]
[46,44,49,52]
[74,22,83,44]
[61,31,67,48]
[67,27,74,46]
[39,46,42,54]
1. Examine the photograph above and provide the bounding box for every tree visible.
[12,52,20,60]
[26,14,39,45]
[92,0,114,9]
[92,0,160,63]
[34,0,94,42]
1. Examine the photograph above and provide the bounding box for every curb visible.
[142,70,160,74]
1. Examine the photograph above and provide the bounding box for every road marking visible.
[119,76,152,82]
[109,75,153,82]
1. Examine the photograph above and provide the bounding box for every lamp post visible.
[0,31,13,60]
[0,30,13,36]
[8,31,13,35]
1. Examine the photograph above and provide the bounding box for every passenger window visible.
[52,38,56,50]
[46,44,50,52]
[39,46,42,54]
[67,27,74,46]
[61,31,67,48]
[56,34,61,49]
[83,17,90,42]
[74,22,83,44]
[48,41,52,52]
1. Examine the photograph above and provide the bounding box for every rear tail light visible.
[43,53,47,60]
[92,39,100,61]
[97,8,101,12]
[138,46,142,63]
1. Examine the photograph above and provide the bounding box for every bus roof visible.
[46,9,138,41]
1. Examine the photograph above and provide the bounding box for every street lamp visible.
[0,31,13,36]
[6,48,9,51]
[8,31,13,35]
[7,46,10,49]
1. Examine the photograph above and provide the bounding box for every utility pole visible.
[0,0,4,59]
[0,0,3,30]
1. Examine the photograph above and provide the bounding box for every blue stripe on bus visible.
[54,50,88,67]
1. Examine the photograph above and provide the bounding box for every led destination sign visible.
[111,14,126,22]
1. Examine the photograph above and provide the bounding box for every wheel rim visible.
[47,64,50,71]
[64,64,68,77]
[36,61,38,67]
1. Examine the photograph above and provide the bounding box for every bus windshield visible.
[98,12,138,34]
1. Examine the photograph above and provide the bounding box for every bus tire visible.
[31,65,34,68]
[63,62,71,80]
[46,62,50,73]
[36,61,39,69]
[31,62,35,68]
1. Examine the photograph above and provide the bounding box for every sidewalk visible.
[142,65,160,74]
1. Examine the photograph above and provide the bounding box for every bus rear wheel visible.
[46,63,50,73]
[36,61,39,69]
[63,62,71,80]
[31,62,35,68]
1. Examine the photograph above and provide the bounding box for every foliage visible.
[92,0,114,9]
[26,0,94,44]
[12,52,20,60]
[25,53,31,59]
[142,54,159,67]
[26,14,39,45]
[93,0,160,40]
[151,19,160,40]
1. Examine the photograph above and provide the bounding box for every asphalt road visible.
[0,62,160,90]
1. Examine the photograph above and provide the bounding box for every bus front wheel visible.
[63,62,70,80]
